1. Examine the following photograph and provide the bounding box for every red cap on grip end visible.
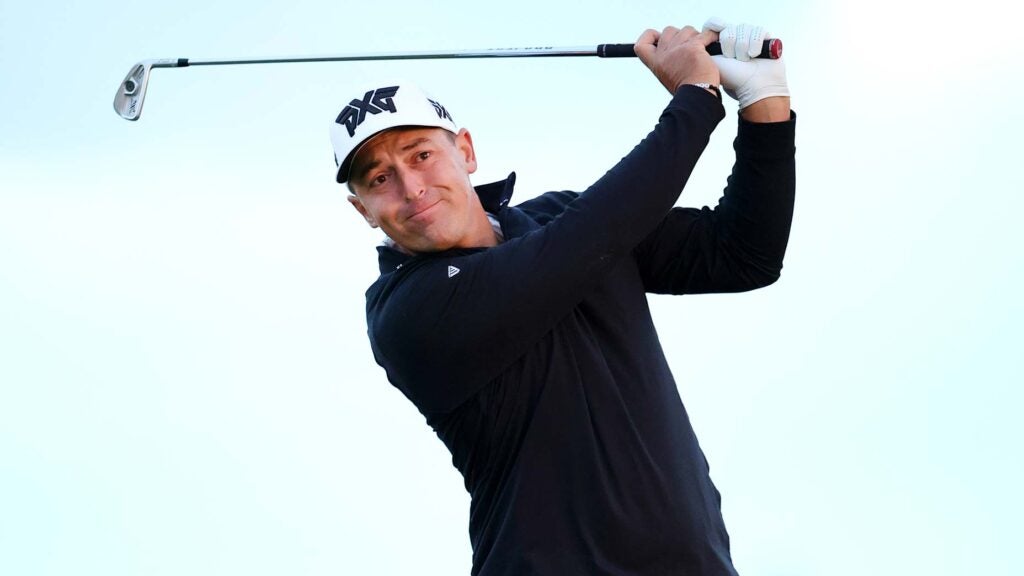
[769,38,783,59]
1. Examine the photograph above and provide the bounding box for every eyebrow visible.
[353,137,433,183]
[399,137,432,152]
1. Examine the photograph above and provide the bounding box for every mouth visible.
[407,200,441,222]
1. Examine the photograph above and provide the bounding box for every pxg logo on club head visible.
[336,86,400,138]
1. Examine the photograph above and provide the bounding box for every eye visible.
[416,150,431,162]
[368,173,388,187]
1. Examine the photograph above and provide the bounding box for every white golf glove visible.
[703,17,789,109]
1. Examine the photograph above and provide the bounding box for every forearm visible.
[718,110,797,283]
[555,85,725,255]
[740,95,791,123]
[634,109,795,295]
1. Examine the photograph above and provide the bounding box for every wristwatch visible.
[690,83,721,98]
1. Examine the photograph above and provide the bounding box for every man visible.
[330,19,795,576]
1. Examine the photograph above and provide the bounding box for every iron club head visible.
[113,59,182,121]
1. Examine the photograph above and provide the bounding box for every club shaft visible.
[161,40,780,68]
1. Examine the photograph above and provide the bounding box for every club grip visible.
[597,38,782,59]
[597,43,640,58]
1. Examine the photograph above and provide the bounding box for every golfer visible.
[330,18,795,576]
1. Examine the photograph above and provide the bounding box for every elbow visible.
[735,262,783,292]
[732,237,788,291]
[756,269,782,289]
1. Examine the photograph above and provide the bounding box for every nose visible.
[398,169,426,202]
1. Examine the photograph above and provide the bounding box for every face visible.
[347,127,495,254]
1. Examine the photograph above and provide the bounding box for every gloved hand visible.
[703,17,789,109]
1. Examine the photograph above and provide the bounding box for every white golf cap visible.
[330,81,458,184]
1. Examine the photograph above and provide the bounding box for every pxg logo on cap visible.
[330,82,459,184]
[336,86,399,138]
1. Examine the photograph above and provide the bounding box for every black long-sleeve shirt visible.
[363,85,797,575]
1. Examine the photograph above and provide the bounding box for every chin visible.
[397,234,454,254]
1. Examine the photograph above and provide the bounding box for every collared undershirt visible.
[382,212,504,251]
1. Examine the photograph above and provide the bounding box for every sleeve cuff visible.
[735,111,797,159]
[669,83,727,122]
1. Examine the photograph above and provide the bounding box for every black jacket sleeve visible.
[633,113,796,294]
[369,87,726,414]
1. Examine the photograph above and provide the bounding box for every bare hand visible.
[635,26,721,95]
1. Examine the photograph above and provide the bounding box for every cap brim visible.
[336,132,378,184]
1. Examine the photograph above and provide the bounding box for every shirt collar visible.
[474,172,516,214]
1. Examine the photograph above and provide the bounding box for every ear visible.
[454,128,477,175]
[347,194,379,228]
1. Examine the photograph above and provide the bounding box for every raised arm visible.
[634,18,796,294]
[370,27,730,413]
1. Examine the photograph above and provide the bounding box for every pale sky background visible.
[2,1,1022,575]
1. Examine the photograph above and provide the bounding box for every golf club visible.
[113,39,782,121]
